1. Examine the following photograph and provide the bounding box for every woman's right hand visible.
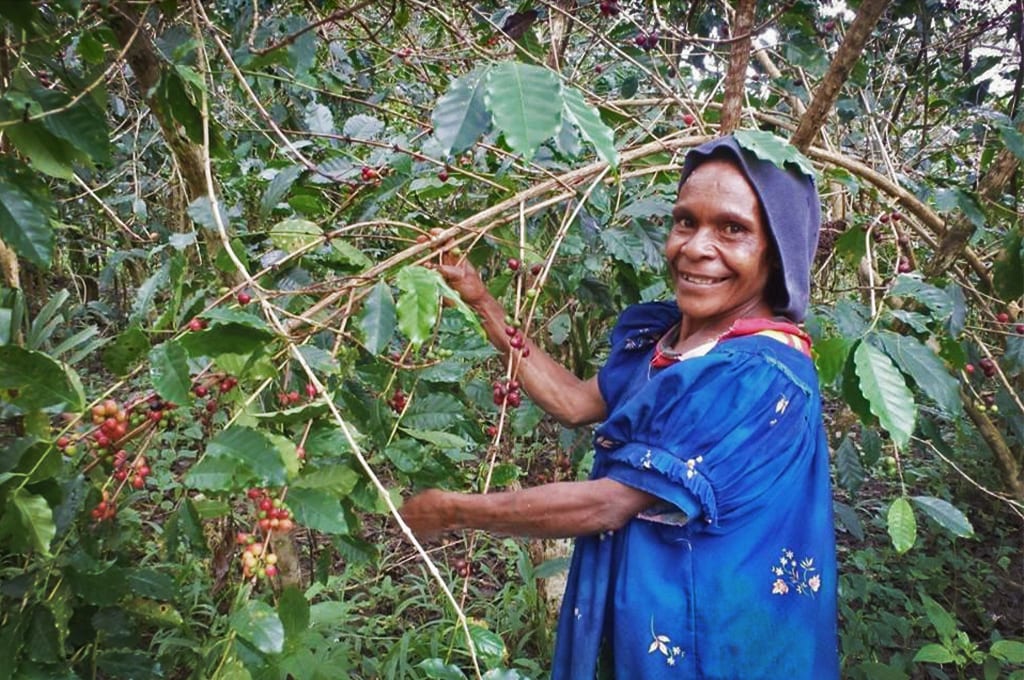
[418,229,490,308]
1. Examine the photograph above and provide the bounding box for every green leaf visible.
[874,332,960,416]
[990,640,1024,664]
[206,426,287,486]
[834,436,864,496]
[4,118,86,179]
[269,218,322,253]
[278,587,310,640]
[854,341,917,448]
[148,341,191,406]
[185,456,241,491]
[288,488,349,534]
[201,307,272,333]
[431,68,492,155]
[910,496,974,538]
[291,465,360,496]
[913,643,955,664]
[400,427,470,450]
[833,501,864,541]
[357,281,396,355]
[230,601,284,655]
[813,336,852,385]
[467,624,506,670]
[920,594,958,641]
[560,84,617,167]
[887,497,917,554]
[418,659,468,680]
[261,166,304,217]
[0,489,55,556]
[485,62,562,160]
[889,277,954,320]
[732,129,816,178]
[342,113,382,139]
[0,160,54,267]
[0,346,84,411]
[125,568,176,601]
[32,85,110,164]
[992,230,1023,301]
[401,392,464,430]
[1000,124,1024,161]
[395,265,442,346]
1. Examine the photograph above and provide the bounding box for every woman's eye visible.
[725,222,747,235]
[674,217,695,230]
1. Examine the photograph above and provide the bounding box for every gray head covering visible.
[677,135,821,323]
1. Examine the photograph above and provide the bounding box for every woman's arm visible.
[438,253,606,427]
[400,478,657,540]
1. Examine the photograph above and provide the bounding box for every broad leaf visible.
[834,436,864,496]
[278,587,310,641]
[854,341,916,448]
[920,593,958,641]
[342,113,383,139]
[0,160,54,267]
[733,129,816,178]
[291,465,360,496]
[468,624,506,670]
[270,218,322,253]
[887,497,917,554]
[991,640,1024,664]
[0,489,55,556]
[288,488,350,534]
[913,643,955,664]
[418,659,467,680]
[560,84,617,167]
[889,277,954,321]
[0,346,84,411]
[357,280,397,355]
[230,601,284,655]
[260,165,304,217]
[203,426,287,487]
[149,341,191,406]
[395,265,442,346]
[304,103,335,135]
[910,496,974,538]
[485,62,562,160]
[431,68,491,155]
[813,336,852,386]
[874,331,960,416]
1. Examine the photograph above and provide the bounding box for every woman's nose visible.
[680,226,715,258]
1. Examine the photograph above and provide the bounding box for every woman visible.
[401,134,839,679]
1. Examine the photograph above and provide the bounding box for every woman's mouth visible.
[679,272,727,286]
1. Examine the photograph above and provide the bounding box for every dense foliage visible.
[0,0,1021,678]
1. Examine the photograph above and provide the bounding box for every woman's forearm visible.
[402,479,656,540]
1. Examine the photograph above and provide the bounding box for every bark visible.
[545,0,576,71]
[926,126,1023,277]
[962,391,1024,502]
[791,0,893,151]
[107,3,208,203]
[0,238,20,291]
[719,0,757,134]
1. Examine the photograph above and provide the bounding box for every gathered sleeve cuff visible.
[595,342,817,531]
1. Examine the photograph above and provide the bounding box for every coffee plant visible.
[0,1,1021,678]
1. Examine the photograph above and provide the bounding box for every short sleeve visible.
[595,343,819,531]
[597,302,680,412]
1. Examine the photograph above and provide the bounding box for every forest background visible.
[0,0,1022,678]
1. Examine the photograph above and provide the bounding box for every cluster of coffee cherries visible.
[965,357,999,380]
[112,449,150,489]
[533,454,574,485]
[90,489,117,521]
[388,388,408,413]
[994,311,1024,335]
[492,378,522,408]
[598,0,620,17]
[278,382,318,407]
[453,557,471,578]
[193,375,237,424]
[634,31,659,50]
[88,399,130,451]
[504,323,531,355]
[360,166,379,182]
[247,488,295,534]
[236,532,279,580]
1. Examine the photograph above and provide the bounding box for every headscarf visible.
[677,135,821,323]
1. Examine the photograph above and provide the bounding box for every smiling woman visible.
[401,134,839,679]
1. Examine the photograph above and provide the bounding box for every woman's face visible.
[666,159,775,327]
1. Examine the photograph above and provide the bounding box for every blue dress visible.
[550,302,839,679]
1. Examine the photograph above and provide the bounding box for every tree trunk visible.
[791,0,893,151]
[926,126,1023,278]
[546,0,576,71]
[107,3,210,204]
[719,0,757,134]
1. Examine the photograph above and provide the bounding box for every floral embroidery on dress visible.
[647,617,685,666]
[769,394,790,426]
[770,548,820,598]
[684,455,704,479]
[624,329,660,351]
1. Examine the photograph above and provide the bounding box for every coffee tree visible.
[0,0,1021,678]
